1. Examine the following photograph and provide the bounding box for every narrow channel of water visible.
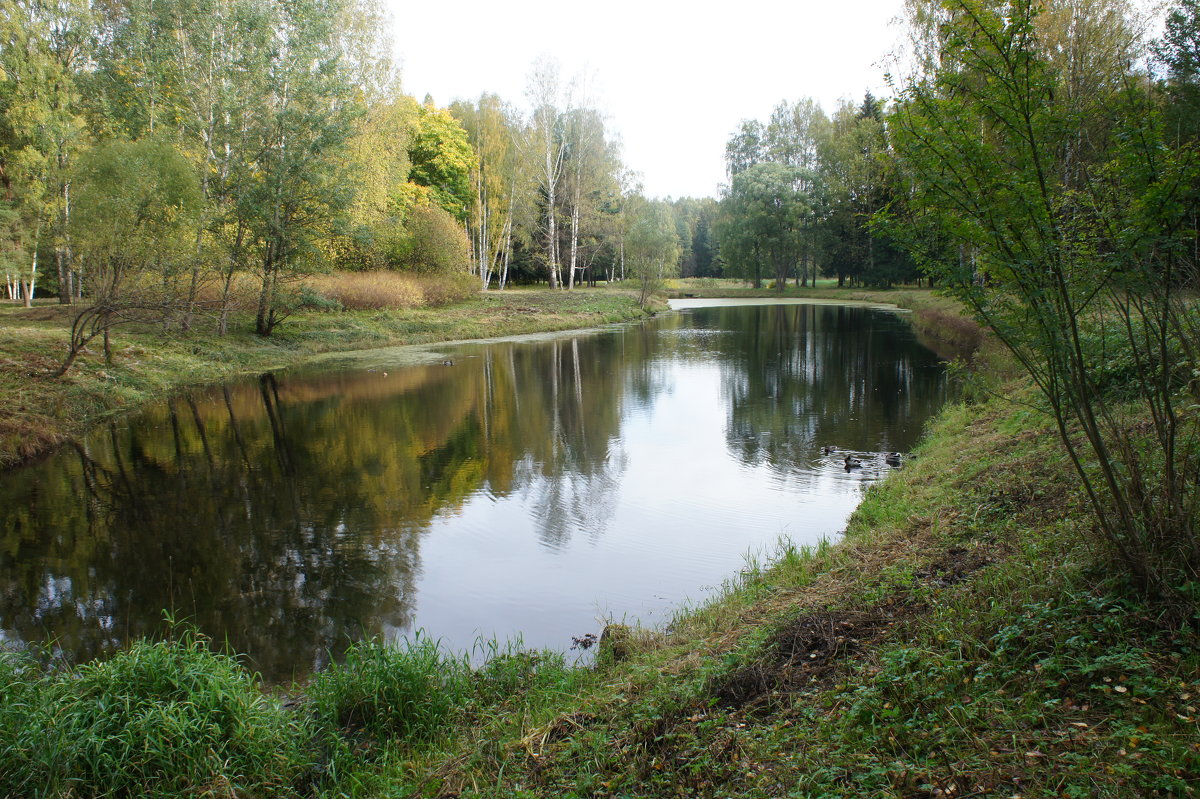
[0,302,948,681]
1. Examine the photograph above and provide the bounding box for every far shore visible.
[0,281,971,471]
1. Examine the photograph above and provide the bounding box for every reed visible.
[301,271,476,311]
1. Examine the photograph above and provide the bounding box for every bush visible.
[394,205,471,275]
[297,284,344,312]
[0,633,310,799]
[309,636,469,745]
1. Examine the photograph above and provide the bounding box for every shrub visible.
[394,205,471,274]
[297,284,344,312]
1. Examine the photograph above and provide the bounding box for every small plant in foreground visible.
[309,635,470,746]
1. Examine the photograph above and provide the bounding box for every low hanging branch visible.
[54,297,179,377]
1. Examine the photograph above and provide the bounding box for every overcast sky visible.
[387,0,910,200]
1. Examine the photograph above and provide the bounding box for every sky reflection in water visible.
[0,303,947,681]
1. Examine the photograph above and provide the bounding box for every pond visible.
[0,300,949,682]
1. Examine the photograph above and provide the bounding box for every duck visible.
[843,454,862,469]
[822,445,835,455]
[443,359,454,366]
[885,452,902,466]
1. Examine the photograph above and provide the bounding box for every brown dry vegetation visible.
[302,271,475,310]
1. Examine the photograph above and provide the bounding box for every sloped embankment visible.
[401,382,1199,797]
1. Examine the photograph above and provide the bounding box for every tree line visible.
[716,92,926,290]
[0,0,695,359]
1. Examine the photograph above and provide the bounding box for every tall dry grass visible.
[303,271,475,310]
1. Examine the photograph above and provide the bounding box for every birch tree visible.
[0,0,86,306]
[561,106,618,289]
[452,93,524,290]
[525,56,571,289]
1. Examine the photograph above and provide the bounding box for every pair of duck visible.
[822,446,902,468]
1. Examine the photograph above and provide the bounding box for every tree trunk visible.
[499,210,512,290]
[56,249,70,304]
[255,241,276,336]
[567,202,580,290]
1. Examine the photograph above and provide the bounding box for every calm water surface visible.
[0,302,948,681]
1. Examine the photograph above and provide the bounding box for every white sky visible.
[388,0,910,200]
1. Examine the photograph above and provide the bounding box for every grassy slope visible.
[385,379,1198,798]
[0,288,654,469]
[355,286,1195,798]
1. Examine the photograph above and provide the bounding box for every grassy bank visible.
[2,287,1195,797]
[383,379,1197,797]
[0,287,656,470]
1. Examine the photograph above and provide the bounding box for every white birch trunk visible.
[567,200,580,290]
[24,220,41,308]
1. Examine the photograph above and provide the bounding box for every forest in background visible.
[1,0,1139,352]
[0,0,695,349]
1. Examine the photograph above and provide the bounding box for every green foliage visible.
[0,632,310,799]
[890,0,1200,604]
[406,101,476,223]
[1156,0,1200,140]
[242,0,362,336]
[309,636,470,746]
[717,162,812,290]
[71,138,201,278]
[297,284,344,312]
[625,199,679,306]
[470,641,574,706]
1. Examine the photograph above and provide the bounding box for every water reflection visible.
[710,304,943,472]
[0,303,946,681]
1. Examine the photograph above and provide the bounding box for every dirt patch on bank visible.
[709,599,919,710]
[915,546,996,588]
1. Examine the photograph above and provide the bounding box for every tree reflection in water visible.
[0,304,946,681]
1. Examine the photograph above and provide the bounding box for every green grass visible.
[0,630,311,798]
[380,380,1198,797]
[309,636,471,746]
[1,381,1193,797]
